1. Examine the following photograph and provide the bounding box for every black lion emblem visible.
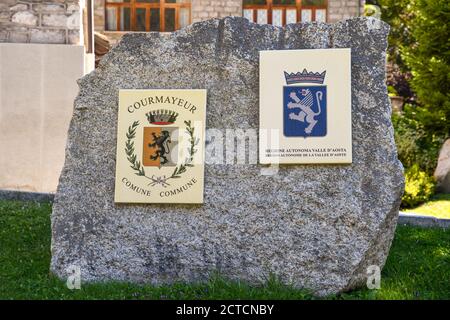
[149,131,172,165]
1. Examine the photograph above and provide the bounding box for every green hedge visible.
[392,109,445,176]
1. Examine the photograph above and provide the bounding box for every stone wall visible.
[328,0,365,23]
[93,0,104,32]
[192,0,242,23]
[0,0,82,44]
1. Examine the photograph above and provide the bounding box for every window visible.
[243,0,327,26]
[105,0,191,32]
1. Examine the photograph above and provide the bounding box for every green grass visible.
[404,194,450,219]
[0,200,449,300]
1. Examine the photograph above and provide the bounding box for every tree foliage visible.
[378,0,450,136]
[402,0,450,135]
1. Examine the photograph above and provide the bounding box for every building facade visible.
[0,0,93,194]
[95,0,365,42]
[0,1,365,45]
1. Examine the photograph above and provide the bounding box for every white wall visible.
[0,43,92,193]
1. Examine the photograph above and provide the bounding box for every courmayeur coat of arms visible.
[125,109,197,188]
[116,89,206,204]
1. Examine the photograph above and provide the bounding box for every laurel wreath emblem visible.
[125,120,199,188]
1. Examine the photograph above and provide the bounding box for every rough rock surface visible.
[434,139,450,193]
[51,17,404,296]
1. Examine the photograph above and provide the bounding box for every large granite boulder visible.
[435,139,450,193]
[51,17,404,296]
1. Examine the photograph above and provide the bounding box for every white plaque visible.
[259,48,352,164]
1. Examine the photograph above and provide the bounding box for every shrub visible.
[402,164,436,208]
[392,109,443,208]
[392,109,444,175]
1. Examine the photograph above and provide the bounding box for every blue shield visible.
[283,86,327,137]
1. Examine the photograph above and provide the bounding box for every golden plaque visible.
[115,89,206,204]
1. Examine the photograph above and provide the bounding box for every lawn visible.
[0,200,449,300]
[403,194,450,219]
